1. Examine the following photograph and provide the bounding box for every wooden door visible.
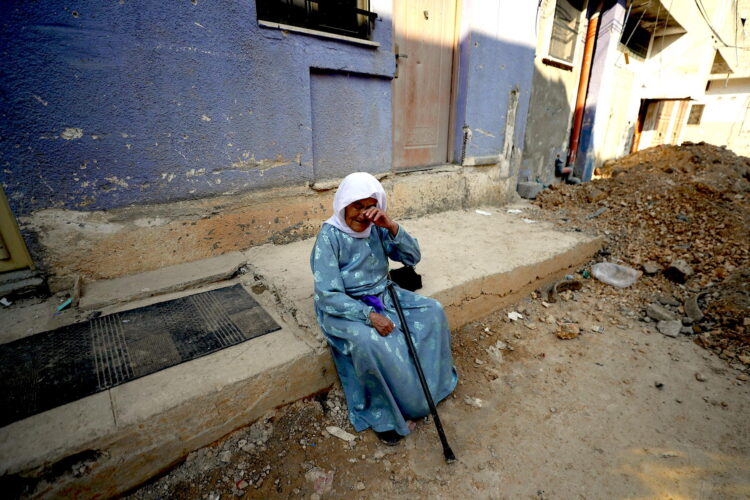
[0,187,33,272]
[393,0,457,170]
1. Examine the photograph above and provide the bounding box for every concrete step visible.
[78,251,248,310]
[0,269,46,298]
[0,205,601,498]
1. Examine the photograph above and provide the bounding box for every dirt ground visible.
[127,143,750,499]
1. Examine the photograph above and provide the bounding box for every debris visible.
[664,259,694,283]
[72,275,82,307]
[305,467,334,496]
[591,262,640,288]
[695,372,708,382]
[474,358,485,365]
[591,325,604,334]
[236,480,249,490]
[656,320,682,338]
[0,297,11,307]
[683,294,704,322]
[475,209,492,216]
[507,311,524,321]
[56,297,73,312]
[354,482,366,491]
[642,261,661,275]
[654,381,664,389]
[326,426,356,443]
[522,218,537,224]
[464,396,483,408]
[506,209,523,214]
[541,301,551,308]
[556,323,580,340]
[646,303,677,322]
[587,207,607,219]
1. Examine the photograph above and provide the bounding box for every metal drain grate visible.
[0,284,280,427]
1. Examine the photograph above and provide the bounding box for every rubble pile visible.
[535,142,749,365]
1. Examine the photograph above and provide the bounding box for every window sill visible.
[542,57,574,71]
[258,20,380,48]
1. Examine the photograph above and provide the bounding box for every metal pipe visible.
[567,0,604,167]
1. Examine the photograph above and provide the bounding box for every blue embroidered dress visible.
[311,223,458,436]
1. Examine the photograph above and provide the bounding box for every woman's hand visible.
[363,207,398,237]
[369,312,395,336]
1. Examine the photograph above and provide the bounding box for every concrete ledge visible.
[245,207,602,341]
[79,251,247,310]
[0,282,335,498]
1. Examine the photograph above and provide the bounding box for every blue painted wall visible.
[453,1,537,164]
[0,1,394,216]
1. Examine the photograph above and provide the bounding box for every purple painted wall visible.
[0,1,394,216]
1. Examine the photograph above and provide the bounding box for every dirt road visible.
[129,143,750,499]
[128,278,750,499]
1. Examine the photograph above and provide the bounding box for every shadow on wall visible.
[520,67,573,185]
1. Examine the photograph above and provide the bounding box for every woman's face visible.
[344,197,377,232]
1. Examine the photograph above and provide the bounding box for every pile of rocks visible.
[534,142,749,369]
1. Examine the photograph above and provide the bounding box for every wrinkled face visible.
[344,197,377,232]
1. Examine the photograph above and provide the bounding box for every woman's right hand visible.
[369,312,395,336]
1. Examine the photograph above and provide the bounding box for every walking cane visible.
[386,283,456,463]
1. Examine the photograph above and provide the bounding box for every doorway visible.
[392,0,458,170]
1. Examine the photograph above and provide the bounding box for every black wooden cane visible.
[386,283,456,463]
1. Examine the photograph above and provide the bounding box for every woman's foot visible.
[374,430,403,446]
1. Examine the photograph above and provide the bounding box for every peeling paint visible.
[226,155,292,172]
[60,128,83,140]
[475,128,495,138]
[186,168,206,177]
[104,176,129,188]
[32,94,48,106]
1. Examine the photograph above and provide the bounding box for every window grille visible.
[257,0,377,40]
[549,0,583,63]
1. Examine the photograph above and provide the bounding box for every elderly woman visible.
[310,172,458,445]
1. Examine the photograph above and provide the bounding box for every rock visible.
[654,381,664,389]
[657,295,680,307]
[657,320,682,338]
[219,451,232,463]
[737,374,749,381]
[664,259,693,283]
[684,294,704,322]
[680,326,693,335]
[326,426,356,443]
[556,323,580,339]
[738,354,750,364]
[305,467,334,496]
[647,303,677,321]
[464,396,483,408]
[695,372,708,382]
[586,188,606,203]
[642,261,661,275]
[591,325,604,334]
[355,482,366,491]
[236,480,249,490]
[507,311,524,321]
[517,181,544,199]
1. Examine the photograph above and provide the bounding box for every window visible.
[256,0,376,41]
[549,0,584,63]
[620,15,651,58]
[687,104,705,125]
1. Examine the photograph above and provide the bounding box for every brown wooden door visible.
[392,0,457,170]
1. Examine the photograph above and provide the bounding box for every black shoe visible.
[375,430,403,446]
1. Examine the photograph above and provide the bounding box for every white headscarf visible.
[324,172,387,238]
